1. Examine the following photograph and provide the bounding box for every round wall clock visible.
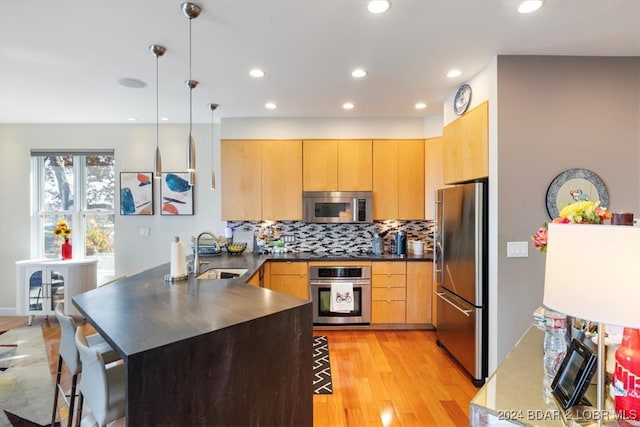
[453,83,472,116]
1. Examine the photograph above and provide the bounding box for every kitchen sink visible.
[196,268,248,280]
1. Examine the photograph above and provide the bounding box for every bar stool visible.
[51,303,120,427]
[75,328,126,427]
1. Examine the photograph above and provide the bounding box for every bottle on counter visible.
[389,234,396,254]
[613,327,640,422]
[542,308,568,403]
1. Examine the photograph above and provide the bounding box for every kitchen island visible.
[73,254,312,426]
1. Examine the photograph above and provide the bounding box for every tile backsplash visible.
[226,220,434,254]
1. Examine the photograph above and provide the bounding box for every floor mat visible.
[313,335,333,394]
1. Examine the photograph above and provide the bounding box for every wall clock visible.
[453,83,472,116]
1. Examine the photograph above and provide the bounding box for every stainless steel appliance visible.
[309,265,371,325]
[434,180,488,386]
[303,191,373,223]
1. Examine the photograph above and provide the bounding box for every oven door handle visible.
[435,292,472,317]
[309,281,369,287]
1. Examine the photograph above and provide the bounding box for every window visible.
[31,151,115,283]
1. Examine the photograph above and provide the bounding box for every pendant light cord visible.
[189,17,193,135]
[156,54,159,150]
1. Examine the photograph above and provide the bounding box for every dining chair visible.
[74,328,126,427]
[50,303,120,427]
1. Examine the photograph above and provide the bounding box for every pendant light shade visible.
[150,44,166,180]
[182,2,201,187]
[208,103,219,190]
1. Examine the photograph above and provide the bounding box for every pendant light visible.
[149,44,166,180]
[208,103,219,190]
[182,2,201,187]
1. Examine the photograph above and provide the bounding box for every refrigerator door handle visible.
[435,292,472,317]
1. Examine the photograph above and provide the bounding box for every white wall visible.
[0,123,226,313]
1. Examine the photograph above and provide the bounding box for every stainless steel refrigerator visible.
[434,180,488,386]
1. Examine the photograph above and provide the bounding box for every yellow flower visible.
[54,219,72,238]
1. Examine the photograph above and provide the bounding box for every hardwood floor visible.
[1,317,478,426]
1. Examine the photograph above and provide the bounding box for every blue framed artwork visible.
[120,172,153,215]
[161,172,194,215]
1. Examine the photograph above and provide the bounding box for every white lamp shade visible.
[543,223,640,328]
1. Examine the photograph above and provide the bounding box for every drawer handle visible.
[386,286,391,290]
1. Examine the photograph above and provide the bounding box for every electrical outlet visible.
[283,235,295,243]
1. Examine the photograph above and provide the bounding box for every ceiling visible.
[1,0,639,124]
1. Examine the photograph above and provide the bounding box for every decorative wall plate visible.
[545,168,609,219]
[453,83,472,116]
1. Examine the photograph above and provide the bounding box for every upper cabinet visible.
[372,139,425,220]
[303,140,372,191]
[221,140,302,221]
[442,101,489,185]
[425,136,449,220]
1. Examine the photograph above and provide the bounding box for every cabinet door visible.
[372,140,399,219]
[425,137,448,220]
[443,101,488,185]
[25,266,66,315]
[337,140,372,191]
[221,140,262,220]
[398,139,424,219]
[303,140,338,191]
[406,262,432,324]
[262,140,302,220]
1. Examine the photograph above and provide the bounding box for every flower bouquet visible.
[532,200,612,253]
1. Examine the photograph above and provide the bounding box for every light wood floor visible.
[1,316,478,427]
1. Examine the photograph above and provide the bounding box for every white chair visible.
[75,328,126,427]
[51,303,120,427]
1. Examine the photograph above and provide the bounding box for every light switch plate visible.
[507,241,528,258]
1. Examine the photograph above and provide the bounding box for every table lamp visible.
[543,223,640,420]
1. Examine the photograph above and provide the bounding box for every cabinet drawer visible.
[372,301,406,323]
[371,261,406,275]
[372,287,405,301]
[270,261,308,275]
[372,274,406,288]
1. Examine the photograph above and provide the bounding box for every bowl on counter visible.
[225,242,247,255]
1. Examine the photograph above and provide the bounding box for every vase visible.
[61,238,72,260]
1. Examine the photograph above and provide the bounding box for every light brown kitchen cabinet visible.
[247,262,270,288]
[425,137,449,220]
[371,261,406,324]
[372,139,425,220]
[406,262,432,324]
[221,140,302,221]
[303,139,372,191]
[442,101,488,185]
[269,261,308,300]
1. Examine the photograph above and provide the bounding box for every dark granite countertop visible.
[72,252,432,360]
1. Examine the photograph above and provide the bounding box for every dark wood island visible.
[73,256,312,426]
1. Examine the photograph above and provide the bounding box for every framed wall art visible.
[161,172,194,215]
[120,172,154,215]
[545,168,609,219]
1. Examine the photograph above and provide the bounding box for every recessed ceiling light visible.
[265,102,277,110]
[368,0,391,14]
[518,0,544,14]
[161,117,169,121]
[342,102,354,110]
[352,68,367,78]
[415,102,427,110]
[249,68,265,78]
[117,78,147,89]
[447,69,462,78]
[127,117,137,122]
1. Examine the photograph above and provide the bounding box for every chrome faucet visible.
[193,231,216,275]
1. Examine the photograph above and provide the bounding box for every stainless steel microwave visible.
[303,191,373,223]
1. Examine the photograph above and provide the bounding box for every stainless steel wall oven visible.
[309,265,371,325]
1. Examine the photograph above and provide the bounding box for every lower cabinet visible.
[15,259,98,325]
[371,261,406,323]
[247,262,270,288]
[269,261,308,300]
[371,261,433,326]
